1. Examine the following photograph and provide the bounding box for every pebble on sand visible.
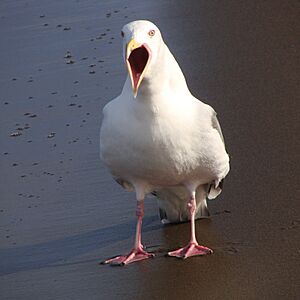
[47,132,56,138]
[10,132,22,137]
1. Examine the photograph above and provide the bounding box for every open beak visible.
[126,39,151,98]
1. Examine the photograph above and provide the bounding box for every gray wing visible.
[207,111,227,199]
[211,111,225,144]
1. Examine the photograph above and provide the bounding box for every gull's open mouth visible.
[127,45,149,93]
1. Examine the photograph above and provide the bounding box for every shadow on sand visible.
[0,215,162,276]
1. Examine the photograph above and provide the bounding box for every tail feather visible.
[155,185,211,224]
[207,179,224,200]
[197,198,210,218]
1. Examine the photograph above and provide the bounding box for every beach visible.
[0,0,299,299]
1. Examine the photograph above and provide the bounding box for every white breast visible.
[100,92,229,189]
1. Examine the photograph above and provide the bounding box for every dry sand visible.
[0,0,299,299]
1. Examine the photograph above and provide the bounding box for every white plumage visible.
[100,20,229,265]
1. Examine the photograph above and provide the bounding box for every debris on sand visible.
[47,132,56,138]
[10,132,22,137]
[64,51,72,59]
[66,59,75,64]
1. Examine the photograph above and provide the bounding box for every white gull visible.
[100,20,230,265]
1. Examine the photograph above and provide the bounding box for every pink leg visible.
[103,200,154,266]
[168,192,213,259]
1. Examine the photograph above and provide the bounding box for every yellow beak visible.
[126,39,141,60]
[126,39,150,98]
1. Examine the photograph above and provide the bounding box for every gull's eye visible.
[148,29,155,37]
[121,31,124,37]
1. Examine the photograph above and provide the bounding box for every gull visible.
[100,20,230,265]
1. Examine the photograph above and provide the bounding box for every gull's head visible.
[121,20,162,97]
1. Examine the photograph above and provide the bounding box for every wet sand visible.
[0,0,299,299]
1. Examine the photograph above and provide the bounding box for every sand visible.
[0,0,299,299]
